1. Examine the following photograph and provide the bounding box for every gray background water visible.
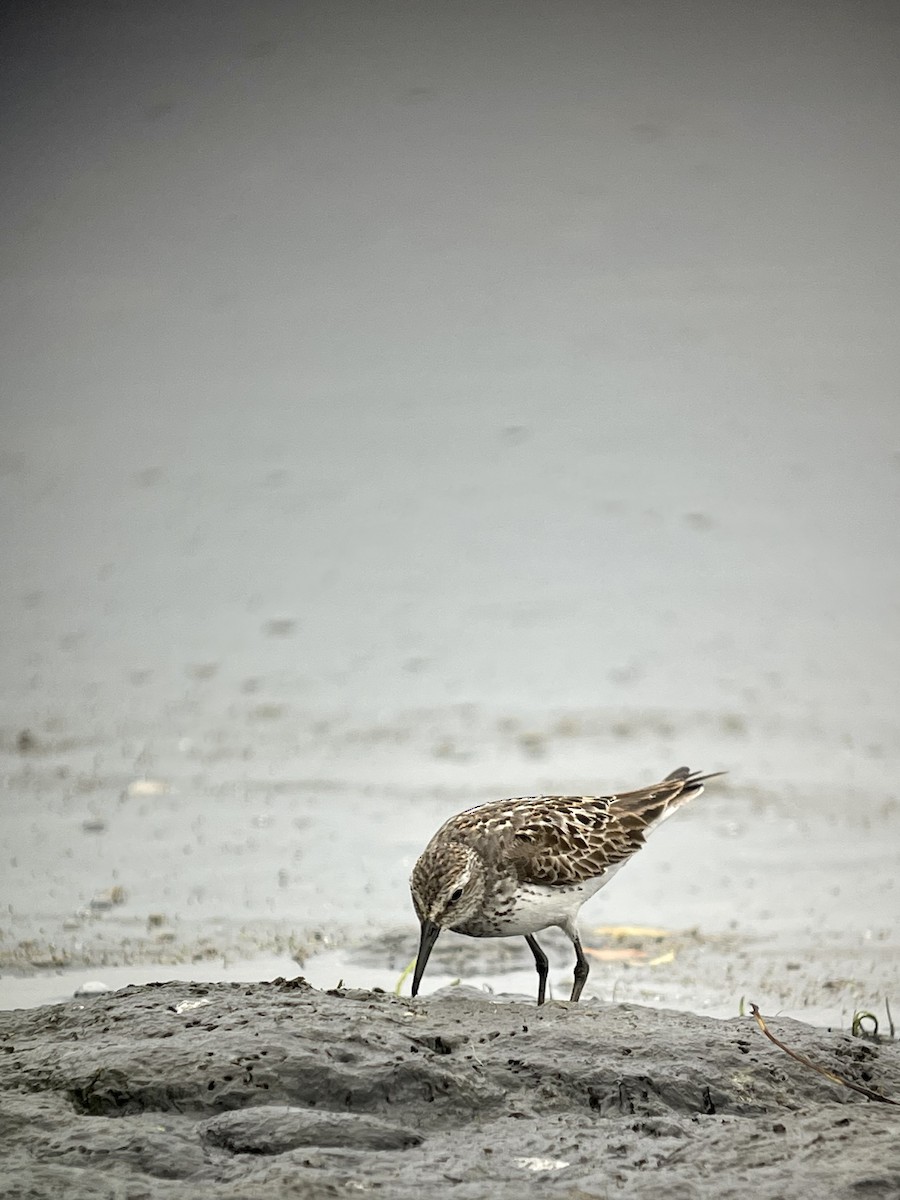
[2,1,898,1018]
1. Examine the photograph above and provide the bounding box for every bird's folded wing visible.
[506,777,691,886]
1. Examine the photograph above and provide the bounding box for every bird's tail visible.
[611,765,724,832]
[663,765,725,798]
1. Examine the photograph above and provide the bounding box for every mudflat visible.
[2,980,898,1199]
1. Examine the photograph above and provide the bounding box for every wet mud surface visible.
[2,980,898,1198]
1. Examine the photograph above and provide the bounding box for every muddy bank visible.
[2,980,897,1199]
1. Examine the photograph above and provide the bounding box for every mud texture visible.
[1,980,898,1199]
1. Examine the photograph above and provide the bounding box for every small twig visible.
[886,997,896,1041]
[749,1004,898,1106]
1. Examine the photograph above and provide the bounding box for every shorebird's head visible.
[409,841,486,997]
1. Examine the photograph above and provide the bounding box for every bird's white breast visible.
[484,869,617,937]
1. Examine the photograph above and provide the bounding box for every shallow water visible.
[2,710,896,1028]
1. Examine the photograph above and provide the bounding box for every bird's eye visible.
[448,887,463,904]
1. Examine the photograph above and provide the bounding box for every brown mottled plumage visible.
[410,766,723,1004]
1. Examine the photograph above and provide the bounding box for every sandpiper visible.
[410,766,722,1004]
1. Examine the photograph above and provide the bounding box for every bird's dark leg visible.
[524,934,549,1005]
[569,930,589,1002]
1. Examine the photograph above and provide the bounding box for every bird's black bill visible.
[411,919,441,997]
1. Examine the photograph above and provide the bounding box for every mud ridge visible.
[1,980,898,1198]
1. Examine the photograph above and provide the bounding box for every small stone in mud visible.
[173,998,212,1014]
[263,618,296,637]
[514,1157,569,1172]
[126,779,168,798]
[74,981,113,997]
[186,662,219,681]
[89,886,127,911]
[202,1106,422,1153]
